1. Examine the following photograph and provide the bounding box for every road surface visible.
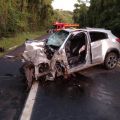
[0,34,49,120]
[0,33,120,120]
[31,65,120,120]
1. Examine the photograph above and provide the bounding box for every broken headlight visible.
[39,63,49,73]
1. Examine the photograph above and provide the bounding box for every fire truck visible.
[48,22,79,33]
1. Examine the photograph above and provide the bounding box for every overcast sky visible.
[52,0,78,11]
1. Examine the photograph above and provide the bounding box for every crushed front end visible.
[22,30,70,88]
[22,39,53,87]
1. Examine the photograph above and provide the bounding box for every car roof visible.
[64,28,111,34]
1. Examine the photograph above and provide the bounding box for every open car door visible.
[63,32,91,74]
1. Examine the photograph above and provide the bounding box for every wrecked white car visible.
[23,28,120,87]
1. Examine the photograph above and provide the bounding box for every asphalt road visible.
[31,65,120,120]
[0,33,120,120]
[0,57,26,120]
[0,34,50,120]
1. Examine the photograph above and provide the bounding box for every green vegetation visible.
[53,10,73,23]
[0,0,54,37]
[73,0,120,37]
[0,0,74,56]
[0,0,74,38]
[0,31,45,57]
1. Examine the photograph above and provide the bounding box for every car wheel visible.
[104,52,118,69]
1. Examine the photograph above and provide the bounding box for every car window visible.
[46,30,69,47]
[90,32,108,42]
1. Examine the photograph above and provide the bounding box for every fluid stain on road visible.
[39,74,91,99]
[31,66,120,120]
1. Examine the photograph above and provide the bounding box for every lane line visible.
[9,45,18,50]
[20,81,39,120]
[4,55,15,58]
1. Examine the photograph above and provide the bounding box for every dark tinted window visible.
[90,32,108,42]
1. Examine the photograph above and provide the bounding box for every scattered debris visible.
[4,73,16,77]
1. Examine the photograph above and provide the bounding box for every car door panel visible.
[89,32,108,64]
[91,41,103,63]
[62,32,91,74]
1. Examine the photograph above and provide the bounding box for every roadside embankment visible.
[0,31,45,57]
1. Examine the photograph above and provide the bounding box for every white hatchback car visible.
[23,28,120,87]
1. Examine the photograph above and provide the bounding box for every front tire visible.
[104,52,118,70]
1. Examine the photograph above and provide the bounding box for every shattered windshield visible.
[46,30,69,47]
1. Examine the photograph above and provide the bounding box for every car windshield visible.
[46,30,69,47]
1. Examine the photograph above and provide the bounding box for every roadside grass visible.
[0,31,45,57]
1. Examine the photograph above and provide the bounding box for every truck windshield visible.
[46,30,69,47]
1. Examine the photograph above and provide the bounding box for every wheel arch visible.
[105,48,120,60]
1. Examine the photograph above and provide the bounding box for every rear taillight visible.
[116,38,120,43]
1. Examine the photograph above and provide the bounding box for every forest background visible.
[0,0,120,38]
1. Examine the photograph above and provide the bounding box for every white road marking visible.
[9,45,18,50]
[20,81,39,120]
[4,55,15,58]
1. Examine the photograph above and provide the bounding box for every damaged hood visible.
[23,39,50,65]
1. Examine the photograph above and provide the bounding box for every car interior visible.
[65,32,87,67]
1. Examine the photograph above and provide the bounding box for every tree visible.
[0,0,55,37]
[73,0,89,27]
[73,0,120,37]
